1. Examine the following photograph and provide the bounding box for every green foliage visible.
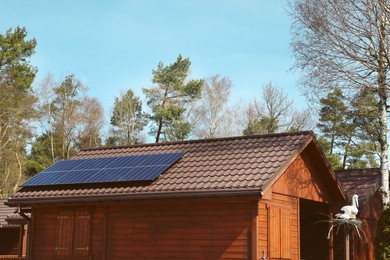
[143,54,203,142]
[317,89,379,169]
[25,134,53,177]
[318,89,348,154]
[51,74,84,159]
[110,89,146,145]
[243,117,278,135]
[0,26,37,198]
[375,207,390,260]
[317,137,342,169]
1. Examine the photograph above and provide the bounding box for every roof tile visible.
[8,132,313,204]
[335,168,380,204]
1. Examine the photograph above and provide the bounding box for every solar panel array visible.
[21,152,185,187]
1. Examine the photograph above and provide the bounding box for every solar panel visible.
[21,152,185,187]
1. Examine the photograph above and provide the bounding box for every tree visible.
[25,134,53,177]
[347,89,380,168]
[312,88,379,169]
[34,73,57,163]
[290,0,390,205]
[34,74,94,162]
[109,89,146,145]
[191,75,239,138]
[29,74,105,176]
[375,207,390,259]
[143,54,203,143]
[52,74,85,159]
[0,26,37,198]
[317,89,348,155]
[77,97,104,149]
[243,82,312,135]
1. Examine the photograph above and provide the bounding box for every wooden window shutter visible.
[280,208,291,259]
[55,209,74,256]
[269,207,281,259]
[73,208,91,256]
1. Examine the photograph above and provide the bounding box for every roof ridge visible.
[81,131,314,152]
[335,167,380,172]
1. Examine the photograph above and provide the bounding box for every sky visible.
[1,0,305,124]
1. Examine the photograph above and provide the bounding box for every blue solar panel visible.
[21,152,185,187]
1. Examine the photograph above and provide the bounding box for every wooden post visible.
[345,229,350,260]
[18,224,24,257]
[328,212,334,260]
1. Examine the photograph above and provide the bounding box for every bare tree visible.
[34,74,87,161]
[290,0,390,205]
[192,75,242,138]
[243,83,312,135]
[35,73,57,163]
[77,97,104,149]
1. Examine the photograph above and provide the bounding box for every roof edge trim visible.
[80,131,315,152]
[260,132,314,193]
[6,188,262,206]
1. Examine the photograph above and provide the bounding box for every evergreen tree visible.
[0,27,37,198]
[317,89,379,169]
[143,54,203,143]
[317,89,348,156]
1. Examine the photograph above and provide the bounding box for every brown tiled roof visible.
[0,200,18,228]
[335,168,380,205]
[8,132,316,205]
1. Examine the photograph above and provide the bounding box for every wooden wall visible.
[29,197,258,260]
[26,141,346,260]
[351,190,382,260]
[257,194,299,260]
[0,228,20,255]
[255,142,344,260]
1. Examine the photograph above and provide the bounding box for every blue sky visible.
[1,0,304,120]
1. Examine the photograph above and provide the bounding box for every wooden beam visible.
[252,202,259,260]
[102,206,108,260]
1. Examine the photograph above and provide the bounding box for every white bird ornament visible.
[335,194,359,220]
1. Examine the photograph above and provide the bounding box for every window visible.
[269,206,291,259]
[55,208,91,257]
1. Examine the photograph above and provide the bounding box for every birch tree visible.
[290,0,390,205]
[109,89,146,145]
[191,75,241,138]
[77,97,104,149]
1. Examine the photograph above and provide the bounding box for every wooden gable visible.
[271,141,344,204]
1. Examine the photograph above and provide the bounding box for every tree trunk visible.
[378,2,389,206]
[13,151,22,193]
[155,118,163,143]
[378,91,389,206]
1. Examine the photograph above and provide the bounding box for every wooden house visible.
[6,131,347,260]
[335,168,382,260]
[0,200,27,259]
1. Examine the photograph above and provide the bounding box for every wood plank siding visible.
[255,143,341,260]
[11,135,347,260]
[29,197,258,260]
[257,194,299,260]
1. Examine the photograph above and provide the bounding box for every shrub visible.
[375,206,390,260]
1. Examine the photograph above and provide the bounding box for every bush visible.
[375,207,390,259]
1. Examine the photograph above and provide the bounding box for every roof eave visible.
[6,188,263,207]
